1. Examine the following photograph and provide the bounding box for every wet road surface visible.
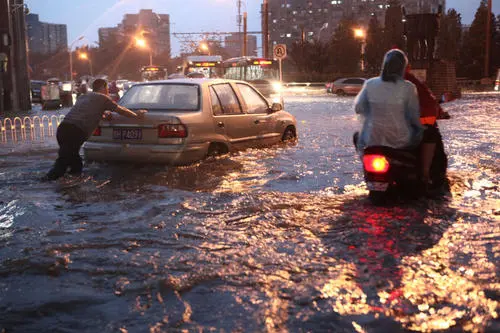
[0,93,498,332]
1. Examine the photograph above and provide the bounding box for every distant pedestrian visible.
[78,81,88,96]
[109,80,120,102]
[44,79,147,180]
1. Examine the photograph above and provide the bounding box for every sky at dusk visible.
[24,0,500,56]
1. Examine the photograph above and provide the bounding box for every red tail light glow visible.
[158,124,187,138]
[92,127,101,136]
[363,154,389,173]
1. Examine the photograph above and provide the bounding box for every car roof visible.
[132,78,247,87]
[335,77,366,81]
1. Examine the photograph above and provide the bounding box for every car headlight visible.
[272,81,282,93]
[62,83,72,92]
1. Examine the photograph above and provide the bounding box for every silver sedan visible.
[83,79,297,165]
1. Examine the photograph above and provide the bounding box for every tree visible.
[364,14,385,74]
[458,0,497,78]
[384,0,404,50]
[329,18,361,74]
[437,9,462,61]
[29,49,70,80]
[288,39,331,80]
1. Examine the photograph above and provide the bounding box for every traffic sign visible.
[273,44,287,60]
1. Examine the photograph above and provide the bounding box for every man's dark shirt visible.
[62,92,118,139]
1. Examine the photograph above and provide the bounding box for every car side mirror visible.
[270,102,283,113]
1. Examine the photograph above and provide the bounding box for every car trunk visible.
[88,111,190,145]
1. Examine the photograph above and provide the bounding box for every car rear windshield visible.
[119,84,200,111]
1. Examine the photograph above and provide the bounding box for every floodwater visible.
[0,93,498,332]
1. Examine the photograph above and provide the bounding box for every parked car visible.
[83,79,297,165]
[46,78,73,107]
[30,80,46,103]
[186,72,206,79]
[326,77,366,95]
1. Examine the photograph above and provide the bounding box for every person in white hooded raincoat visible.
[354,49,423,153]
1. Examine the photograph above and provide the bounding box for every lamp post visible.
[78,51,93,77]
[135,37,153,66]
[354,28,366,72]
[69,36,84,83]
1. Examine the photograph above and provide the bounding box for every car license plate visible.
[366,182,389,191]
[113,128,142,140]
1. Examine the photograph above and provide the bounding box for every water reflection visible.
[0,94,498,332]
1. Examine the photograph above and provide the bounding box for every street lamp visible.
[199,42,210,55]
[317,23,329,42]
[135,37,153,66]
[78,51,93,77]
[353,28,366,72]
[69,35,85,83]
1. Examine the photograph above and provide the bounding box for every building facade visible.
[98,27,119,47]
[263,0,445,50]
[100,9,171,58]
[224,33,258,58]
[26,14,67,55]
[402,0,445,15]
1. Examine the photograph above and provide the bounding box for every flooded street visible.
[0,93,498,332]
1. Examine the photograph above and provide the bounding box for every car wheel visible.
[207,143,228,157]
[335,89,345,96]
[281,126,297,142]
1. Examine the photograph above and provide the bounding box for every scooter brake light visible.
[363,154,389,173]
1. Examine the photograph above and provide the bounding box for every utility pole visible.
[237,0,242,56]
[263,0,269,58]
[7,0,19,111]
[484,0,492,78]
[3,0,31,112]
[243,12,247,57]
[14,0,30,111]
[0,0,11,112]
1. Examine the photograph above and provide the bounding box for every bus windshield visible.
[222,57,282,103]
[223,58,279,82]
[141,66,167,82]
[184,56,223,78]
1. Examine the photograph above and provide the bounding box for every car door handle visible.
[254,119,267,124]
[217,122,225,128]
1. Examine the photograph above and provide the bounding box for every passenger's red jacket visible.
[404,71,440,125]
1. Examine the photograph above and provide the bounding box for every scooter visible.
[356,127,448,204]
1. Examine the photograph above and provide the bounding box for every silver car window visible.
[210,87,223,116]
[120,84,200,111]
[211,84,242,115]
[344,79,364,85]
[236,83,269,114]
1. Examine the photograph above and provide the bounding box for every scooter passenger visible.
[354,49,423,154]
[404,66,447,187]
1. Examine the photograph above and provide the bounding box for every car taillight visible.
[92,127,101,136]
[158,123,187,138]
[363,154,389,173]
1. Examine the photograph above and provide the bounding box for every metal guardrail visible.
[0,115,64,143]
